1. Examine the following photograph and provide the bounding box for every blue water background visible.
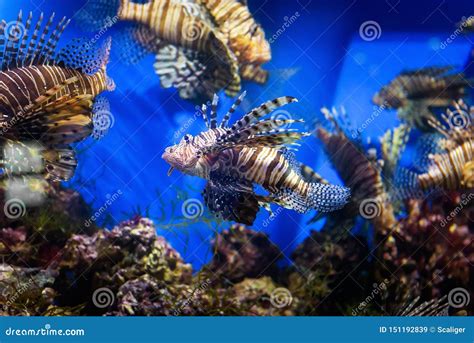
[1,0,472,269]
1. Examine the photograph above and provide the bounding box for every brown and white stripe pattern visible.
[419,139,473,191]
[198,0,271,64]
[118,0,241,94]
[0,65,109,119]
[173,130,315,205]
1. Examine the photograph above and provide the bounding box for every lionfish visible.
[373,66,472,131]
[78,0,271,102]
[0,12,115,182]
[311,107,407,234]
[162,93,350,225]
[397,99,473,195]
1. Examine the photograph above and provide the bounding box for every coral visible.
[204,224,282,284]
[0,264,56,315]
[0,181,471,316]
[379,193,473,314]
[288,228,370,315]
[230,277,296,316]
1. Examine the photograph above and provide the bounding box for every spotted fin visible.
[274,182,350,213]
[114,24,161,65]
[55,37,113,79]
[75,0,121,32]
[91,96,113,139]
[393,166,422,200]
[412,133,446,173]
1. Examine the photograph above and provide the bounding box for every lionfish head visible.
[162,134,200,176]
[373,84,403,109]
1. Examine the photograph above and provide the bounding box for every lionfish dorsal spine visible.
[220,91,246,128]
[229,96,298,134]
[39,16,69,65]
[201,103,209,128]
[209,93,219,129]
[25,12,44,66]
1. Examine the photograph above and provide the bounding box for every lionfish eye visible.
[184,134,191,143]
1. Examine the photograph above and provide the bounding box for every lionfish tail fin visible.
[308,183,351,212]
[75,0,123,31]
[275,183,350,213]
[0,11,70,70]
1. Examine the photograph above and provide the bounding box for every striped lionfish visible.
[162,93,350,225]
[311,107,407,234]
[0,12,115,182]
[77,0,271,102]
[397,99,473,194]
[373,66,472,131]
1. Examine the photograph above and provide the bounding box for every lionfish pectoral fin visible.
[91,96,112,139]
[203,174,260,225]
[75,0,122,32]
[114,24,161,65]
[154,46,216,101]
[14,94,94,145]
[412,133,446,173]
[392,166,423,200]
[56,37,113,82]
